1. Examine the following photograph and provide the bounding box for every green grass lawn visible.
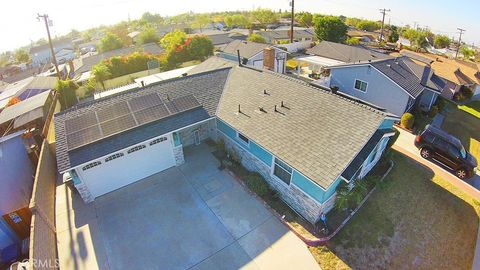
[442,101,480,162]
[309,150,480,269]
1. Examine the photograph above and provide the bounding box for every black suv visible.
[414,124,478,179]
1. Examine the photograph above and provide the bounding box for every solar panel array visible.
[65,93,201,151]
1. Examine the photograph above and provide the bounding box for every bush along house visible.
[54,57,398,224]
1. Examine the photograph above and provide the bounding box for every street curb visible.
[226,160,395,247]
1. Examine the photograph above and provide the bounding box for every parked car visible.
[414,124,477,179]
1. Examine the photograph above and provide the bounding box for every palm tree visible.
[92,63,111,90]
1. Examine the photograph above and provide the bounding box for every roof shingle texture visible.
[55,68,230,172]
[217,66,386,189]
[221,40,270,59]
[307,41,391,63]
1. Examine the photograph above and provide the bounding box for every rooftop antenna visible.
[238,104,241,113]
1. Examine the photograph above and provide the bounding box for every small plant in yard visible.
[400,112,415,129]
[244,172,271,197]
[428,105,439,118]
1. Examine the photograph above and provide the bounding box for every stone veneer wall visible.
[72,171,94,203]
[218,132,325,224]
[178,119,216,147]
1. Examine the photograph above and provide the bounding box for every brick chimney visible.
[263,47,275,71]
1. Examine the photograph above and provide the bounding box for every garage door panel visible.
[78,136,176,198]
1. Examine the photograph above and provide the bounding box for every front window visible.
[459,145,467,159]
[237,132,249,145]
[354,79,368,92]
[273,158,292,185]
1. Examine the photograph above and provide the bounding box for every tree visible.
[184,36,214,61]
[434,35,451,49]
[92,63,111,90]
[68,29,80,39]
[160,30,187,51]
[192,14,211,32]
[295,12,313,27]
[138,27,159,45]
[460,46,475,59]
[100,32,123,52]
[388,26,399,43]
[247,33,267,43]
[346,37,360,45]
[345,17,361,27]
[252,8,277,30]
[140,12,163,26]
[55,80,78,109]
[232,14,249,28]
[14,49,30,63]
[314,16,348,43]
[109,22,131,46]
[356,20,380,32]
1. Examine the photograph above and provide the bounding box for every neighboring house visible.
[30,38,73,67]
[398,50,480,100]
[219,40,287,74]
[396,37,412,49]
[327,56,445,116]
[0,90,53,134]
[0,130,35,251]
[294,41,391,80]
[54,60,397,224]
[188,30,247,51]
[347,28,379,43]
[258,28,315,44]
[55,48,75,64]
[78,41,98,55]
[73,43,164,79]
[0,76,57,110]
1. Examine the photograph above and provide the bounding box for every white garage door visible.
[77,136,176,198]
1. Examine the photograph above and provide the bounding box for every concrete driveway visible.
[393,127,480,199]
[55,144,319,270]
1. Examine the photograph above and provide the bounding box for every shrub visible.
[55,79,79,109]
[400,112,415,129]
[245,172,270,197]
[454,85,473,101]
[428,105,439,118]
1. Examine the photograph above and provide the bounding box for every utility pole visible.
[379,8,391,42]
[37,13,61,79]
[290,0,295,43]
[455,28,466,59]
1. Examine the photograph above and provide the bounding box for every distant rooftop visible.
[306,41,391,63]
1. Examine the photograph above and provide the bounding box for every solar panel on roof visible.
[67,125,102,150]
[134,104,170,125]
[65,112,98,134]
[100,114,137,137]
[129,93,163,112]
[97,101,130,122]
[172,95,201,112]
[164,101,178,114]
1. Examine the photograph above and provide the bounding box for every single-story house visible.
[397,50,480,100]
[188,30,247,51]
[30,38,73,68]
[327,56,445,116]
[0,130,35,252]
[347,28,379,43]
[54,59,397,224]
[257,28,315,44]
[0,76,57,110]
[219,40,287,74]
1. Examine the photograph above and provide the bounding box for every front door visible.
[193,130,200,145]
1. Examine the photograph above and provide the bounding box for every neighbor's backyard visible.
[310,151,480,269]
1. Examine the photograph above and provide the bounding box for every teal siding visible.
[292,171,325,202]
[217,119,272,165]
[323,177,342,201]
[379,118,395,130]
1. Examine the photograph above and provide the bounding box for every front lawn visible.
[442,101,480,162]
[310,150,480,269]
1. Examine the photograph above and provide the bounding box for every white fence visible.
[276,41,313,53]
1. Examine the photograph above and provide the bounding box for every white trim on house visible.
[63,117,215,174]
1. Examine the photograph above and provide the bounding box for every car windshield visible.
[460,145,467,159]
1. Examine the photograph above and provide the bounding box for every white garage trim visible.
[65,117,215,174]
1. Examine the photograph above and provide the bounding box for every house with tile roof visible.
[397,50,480,100]
[53,57,397,224]
[326,56,445,116]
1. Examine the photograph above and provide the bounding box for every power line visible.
[456,28,466,59]
[379,8,390,42]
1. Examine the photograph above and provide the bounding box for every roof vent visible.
[386,64,391,68]
[281,101,290,110]
[259,106,267,113]
[263,89,270,95]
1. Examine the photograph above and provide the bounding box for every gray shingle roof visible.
[187,56,236,75]
[55,68,230,172]
[221,40,271,59]
[258,29,314,40]
[217,66,387,189]
[371,57,443,97]
[307,41,391,63]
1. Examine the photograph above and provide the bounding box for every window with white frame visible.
[237,132,249,145]
[127,144,146,154]
[354,79,368,92]
[273,158,292,185]
[82,161,102,171]
[105,153,124,162]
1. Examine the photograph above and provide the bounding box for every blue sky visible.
[1,0,479,52]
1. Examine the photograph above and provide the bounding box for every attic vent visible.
[386,64,391,68]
